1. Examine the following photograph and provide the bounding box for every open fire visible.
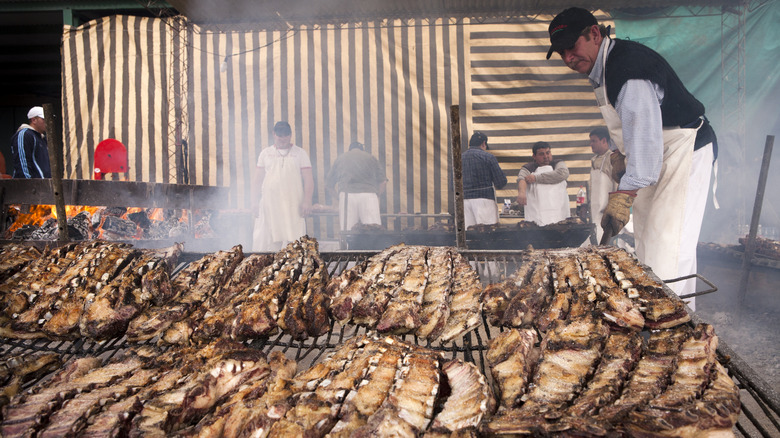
[5,204,215,241]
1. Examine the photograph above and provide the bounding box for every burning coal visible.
[5,205,216,241]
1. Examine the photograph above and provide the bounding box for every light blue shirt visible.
[589,38,665,191]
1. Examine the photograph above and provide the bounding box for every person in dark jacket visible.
[462,131,507,227]
[10,106,50,178]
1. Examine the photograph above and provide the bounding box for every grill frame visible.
[0,248,777,436]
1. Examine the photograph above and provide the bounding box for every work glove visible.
[601,191,635,239]
[610,151,626,184]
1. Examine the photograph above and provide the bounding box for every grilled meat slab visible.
[328,337,411,437]
[0,352,61,411]
[329,245,404,324]
[79,244,182,340]
[624,362,740,437]
[352,246,415,326]
[602,247,691,329]
[43,244,139,338]
[549,330,643,434]
[376,246,429,334]
[0,244,41,284]
[597,324,693,424]
[500,255,551,327]
[486,328,537,409]
[354,348,441,436]
[36,368,157,438]
[415,247,454,340]
[429,360,495,433]
[483,316,608,435]
[1,243,82,318]
[439,253,483,343]
[1,356,142,438]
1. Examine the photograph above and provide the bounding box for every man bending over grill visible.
[546,7,717,308]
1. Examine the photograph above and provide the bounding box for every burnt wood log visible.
[128,211,152,231]
[101,216,139,239]
[69,211,92,240]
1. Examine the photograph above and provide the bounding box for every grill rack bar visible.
[0,249,778,436]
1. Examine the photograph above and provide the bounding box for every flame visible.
[7,204,201,241]
[8,205,53,232]
[148,208,164,221]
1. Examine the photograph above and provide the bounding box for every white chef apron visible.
[525,165,570,226]
[464,198,500,228]
[675,143,713,308]
[595,43,697,306]
[590,153,615,243]
[339,192,381,231]
[253,151,306,252]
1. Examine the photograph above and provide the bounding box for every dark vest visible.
[605,39,716,154]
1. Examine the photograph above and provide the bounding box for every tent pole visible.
[450,105,466,249]
[737,134,774,316]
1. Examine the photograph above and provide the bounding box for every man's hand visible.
[610,151,626,184]
[524,174,537,184]
[301,199,312,217]
[601,191,636,238]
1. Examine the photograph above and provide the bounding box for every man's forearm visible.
[516,179,528,204]
[534,165,569,184]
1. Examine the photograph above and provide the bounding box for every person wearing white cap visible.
[10,106,50,178]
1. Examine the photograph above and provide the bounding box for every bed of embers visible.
[0,238,745,437]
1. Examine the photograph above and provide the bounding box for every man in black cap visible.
[462,131,507,228]
[326,141,387,231]
[546,7,717,308]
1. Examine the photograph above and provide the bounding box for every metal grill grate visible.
[0,249,777,436]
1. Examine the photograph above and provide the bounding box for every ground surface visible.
[695,247,780,393]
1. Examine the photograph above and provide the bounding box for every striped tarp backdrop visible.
[61,13,611,238]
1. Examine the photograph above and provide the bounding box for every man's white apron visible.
[464,198,500,228]
[590,152,615,243]
[253,151,305,251]
[594,43,698,307]
[525,165,570,226]
[339,192,381,231]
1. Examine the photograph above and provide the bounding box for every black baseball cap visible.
[546,7,598,59]
[469,131,489,149]
[273,121,292,136]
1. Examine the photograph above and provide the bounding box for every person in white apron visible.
[588,127,617,243]
[252,121,314,252]
[325,142,387,231]
[516,141,570,226]
[546,8,717,310]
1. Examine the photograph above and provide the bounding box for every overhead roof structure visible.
[0,0,745,106]
[166,0,743,26]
